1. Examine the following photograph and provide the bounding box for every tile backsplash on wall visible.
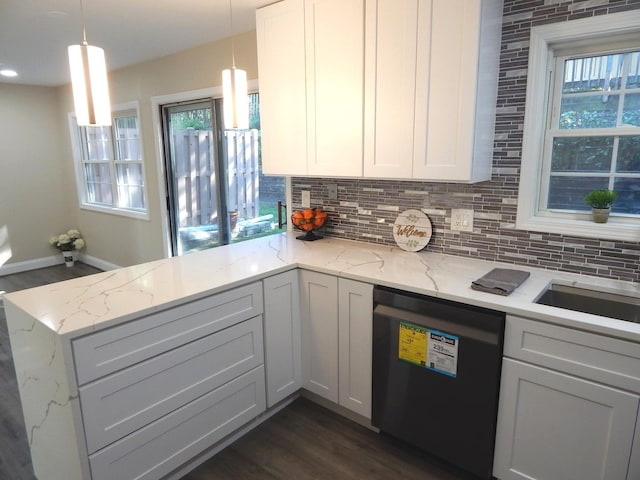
[290,0,640,283]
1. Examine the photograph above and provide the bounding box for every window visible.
[69,102,148,219]
[517,11,640,241]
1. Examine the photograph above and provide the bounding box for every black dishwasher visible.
[372,286,505,479]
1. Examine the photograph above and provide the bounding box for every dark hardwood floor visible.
[1,264,475,480]
[182,397,477,480]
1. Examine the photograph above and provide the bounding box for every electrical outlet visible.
[451,209,474,232]
[327,184,338,200]
[301,190,311,208]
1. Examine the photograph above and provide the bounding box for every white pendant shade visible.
[222,66,249,130]
[68,43,111,126]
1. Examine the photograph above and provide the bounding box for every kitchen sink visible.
[534,283,640,324]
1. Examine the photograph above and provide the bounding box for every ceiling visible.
[0,0,274,87]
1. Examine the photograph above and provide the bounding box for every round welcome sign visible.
[393,209,433,252]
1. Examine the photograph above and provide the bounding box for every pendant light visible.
[222,0,249,130]
[68,0,111,126]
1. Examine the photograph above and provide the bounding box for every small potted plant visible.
[584,189,618,223]
[50,229,85,266]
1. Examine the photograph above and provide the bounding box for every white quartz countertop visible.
[5,232,640,342]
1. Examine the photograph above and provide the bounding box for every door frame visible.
[151,81,293,258]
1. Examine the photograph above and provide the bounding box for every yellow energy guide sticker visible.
[398,321,427,366]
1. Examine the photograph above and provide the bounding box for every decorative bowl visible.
[291,208,328,241]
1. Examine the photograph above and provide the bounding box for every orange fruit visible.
[303,209,313,219]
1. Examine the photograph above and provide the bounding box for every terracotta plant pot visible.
[592,208,610,223]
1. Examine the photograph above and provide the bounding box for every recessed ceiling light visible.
[0,69,18,78]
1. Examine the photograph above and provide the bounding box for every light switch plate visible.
[301,190,311,208]
[327,184,338,200]
[451,209,474,232]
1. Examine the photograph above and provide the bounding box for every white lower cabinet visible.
[299,270,373,418]
[494,316,640,480]
[71,282,267,480]
[89,367,266,480]
[80,316,264,453]
[300,270,339,402]
[263,270,303,407]
[338,278,373,418]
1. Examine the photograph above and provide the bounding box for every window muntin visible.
[72,106,147,217]
[542,49,640,217]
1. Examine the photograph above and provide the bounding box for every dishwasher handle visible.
[374,303,500,346]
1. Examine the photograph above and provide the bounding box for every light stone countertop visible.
[4,232,640,342]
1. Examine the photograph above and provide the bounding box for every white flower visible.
[49,228,85,252]
[58,234,71,244]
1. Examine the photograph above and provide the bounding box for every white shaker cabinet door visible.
[338,278,373,418]
[300,270,339,402]
[494,358,639,480]
[413,0,502,182]
[256,0,307,175]
[363,0,419,179]
[305,0,364,177]
[263,270,303,407]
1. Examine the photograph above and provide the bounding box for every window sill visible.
[516,215,640,242]
[80,203,150,221]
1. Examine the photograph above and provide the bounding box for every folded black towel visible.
[471,268,531,296]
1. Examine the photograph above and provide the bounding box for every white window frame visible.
[516,10,640,242]
[69,101,149,220]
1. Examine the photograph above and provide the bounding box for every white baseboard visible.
[0,256,61,276]
[80,254,121,272]
[0,254,121,276]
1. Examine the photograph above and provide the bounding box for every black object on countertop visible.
[296,231,323,241]
[471,268,531,296]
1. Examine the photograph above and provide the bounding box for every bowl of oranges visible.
[291,208,328,241]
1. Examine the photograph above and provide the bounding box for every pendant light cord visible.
[79,0,88,46]
[229,0,236,68]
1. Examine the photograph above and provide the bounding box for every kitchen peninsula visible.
[5,233,640,480]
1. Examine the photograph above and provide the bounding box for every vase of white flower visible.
[62,250,74,267]
[49,229,85,267]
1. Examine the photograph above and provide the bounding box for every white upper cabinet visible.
[257,0,364,177]
[256,0,307,176]
[413,0,502,182]
[363,0,420,178]
[306,0,365,177]
[256,0,503,182]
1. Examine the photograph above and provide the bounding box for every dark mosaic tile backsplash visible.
[291,0,640,283]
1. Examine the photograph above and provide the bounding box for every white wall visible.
[4,30,258,270]
[0,84,77,266]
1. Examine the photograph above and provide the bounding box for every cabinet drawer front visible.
[73,282,263,385]
[88,366,266,480]
[81,316,264,453]
[505,315,640,392]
